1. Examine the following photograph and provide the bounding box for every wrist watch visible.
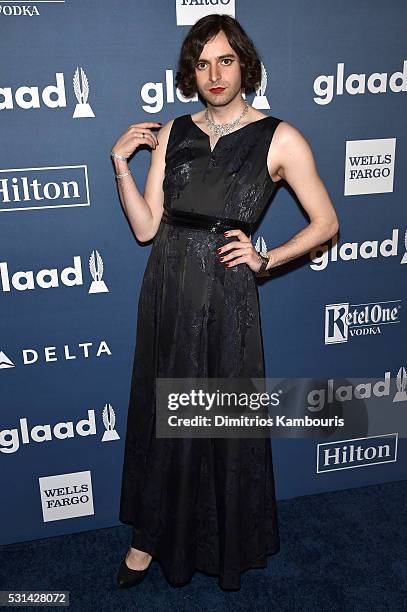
[257,251,270,273]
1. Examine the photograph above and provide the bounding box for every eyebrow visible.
[197,53,237,62]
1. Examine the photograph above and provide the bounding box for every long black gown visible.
[119,112,283,590]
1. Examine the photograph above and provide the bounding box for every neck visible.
[205,98,247,124]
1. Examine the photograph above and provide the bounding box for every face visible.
[194,30,243,107]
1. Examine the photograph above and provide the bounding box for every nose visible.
[209,63,221,83]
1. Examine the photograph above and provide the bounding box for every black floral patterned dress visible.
[119,113,283,590]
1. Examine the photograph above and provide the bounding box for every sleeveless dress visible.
[119,112,283,590]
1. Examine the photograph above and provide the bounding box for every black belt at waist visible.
[161,207,253,235]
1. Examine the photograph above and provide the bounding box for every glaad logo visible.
[307,369,407,412]
[316,433,398,473]
[0,249,109,294]
[254,235,269,277]
[0,68,95,118]
[39,471,94,522]
[72,66,95,118]
[254,235,267,253]
[0,405,120,454]
[313,60,407,105]
[324,299,402,344]
[102,403,120,441]
[344,138,396,196]
[252,63,270,110]
[0,340,112,369]
[309,228,407,271]
[140,62,270,112]
[89,250,108,293]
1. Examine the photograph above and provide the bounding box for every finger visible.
[135,128,159,147]
[129,122,162,129]
[219,248,249,262]
[224,256,246,267]
[135,132,157,149]
[226,229,251,242]
[218,240,243,253]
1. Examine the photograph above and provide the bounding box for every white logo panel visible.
[345,138,396,196]
[39,470,94,522]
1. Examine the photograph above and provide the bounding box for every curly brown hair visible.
[175,14,262,98]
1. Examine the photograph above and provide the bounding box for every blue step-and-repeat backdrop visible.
[1,1,406,545]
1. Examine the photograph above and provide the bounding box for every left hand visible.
[216,229,267,273]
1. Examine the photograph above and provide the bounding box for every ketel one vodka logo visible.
[324,298,402,344]
[0,250,109,294]
[101,403,120,442]
[72,67,95,118]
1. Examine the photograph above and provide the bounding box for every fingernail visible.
[224,232,228,236]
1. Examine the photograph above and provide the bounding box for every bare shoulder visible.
[155,117,176,147]
[271,120,308,146]
[267,120,316,182]
[148,117,177,166]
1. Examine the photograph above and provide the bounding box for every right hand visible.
[111,121,162,159]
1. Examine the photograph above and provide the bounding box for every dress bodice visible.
[163,113,283,225]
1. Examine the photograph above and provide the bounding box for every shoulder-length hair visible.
[175,14,262,98]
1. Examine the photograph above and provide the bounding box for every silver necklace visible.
[204,101,250,137]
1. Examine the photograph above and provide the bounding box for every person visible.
[111,14,339,591]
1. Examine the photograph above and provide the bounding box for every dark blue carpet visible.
[1,480,406,611]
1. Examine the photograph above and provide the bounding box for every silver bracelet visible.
[115,169,132,179]
[111,151,128,161]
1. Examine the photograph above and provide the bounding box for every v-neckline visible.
[188,114,270,155]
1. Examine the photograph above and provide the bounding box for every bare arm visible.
[112,119,174,242]
[265,122,339,270]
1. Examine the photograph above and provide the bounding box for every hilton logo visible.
[317,433,398,473]
[0,165,90,213]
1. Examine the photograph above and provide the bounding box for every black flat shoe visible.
[117,553,152,589]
